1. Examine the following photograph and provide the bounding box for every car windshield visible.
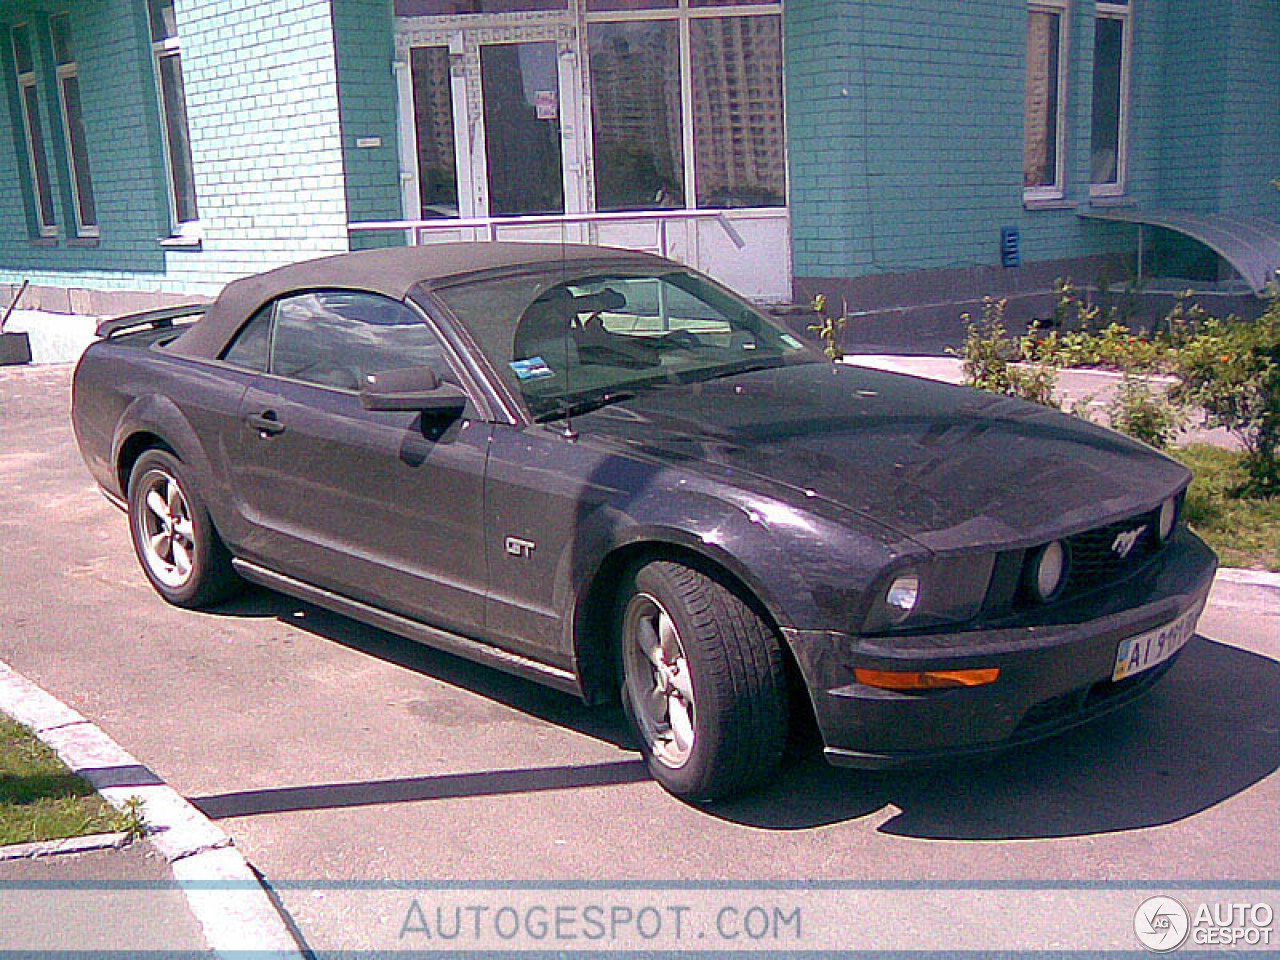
[431,267,816,421]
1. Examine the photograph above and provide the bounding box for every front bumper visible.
[783,528,1218,768]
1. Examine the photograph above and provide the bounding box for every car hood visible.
[574,362,1190,552]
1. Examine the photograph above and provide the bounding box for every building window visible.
[1024,2,1067,200]
[51,14,97,237]
[1091,0,1131,195]
[148,0,199,233]
[10,24,56,236]
[409,46,460,218]
[588,21,684,210]
[396,0,566,12]
[586,0,784,212]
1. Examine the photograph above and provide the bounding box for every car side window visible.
[221,304,273,372]
[263,291,462,393]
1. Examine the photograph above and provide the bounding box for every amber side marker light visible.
[855,667,1001,691]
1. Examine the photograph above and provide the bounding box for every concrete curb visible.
[1216,567,1280,591]
[0,831,129,861]
[0,659,305,958]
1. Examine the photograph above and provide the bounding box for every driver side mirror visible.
[359,366,467,415]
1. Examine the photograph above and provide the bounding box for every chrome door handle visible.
[245,411,285,436]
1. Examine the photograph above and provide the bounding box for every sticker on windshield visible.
[781,334,803,349]
[510,357,555,381]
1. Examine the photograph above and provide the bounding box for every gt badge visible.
[505,536,536,558]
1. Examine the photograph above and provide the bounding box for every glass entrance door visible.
[479,41,564,216]
[405,34,573,222]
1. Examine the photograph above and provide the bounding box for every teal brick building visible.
[0,0,1276,325]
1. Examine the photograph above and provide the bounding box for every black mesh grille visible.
[999,500,1178,612]
[1063,510,1161,594]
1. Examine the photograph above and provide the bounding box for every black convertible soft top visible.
[168,242,666,360]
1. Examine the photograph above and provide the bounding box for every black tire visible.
[126,449,240,608]
[618,560,788,803]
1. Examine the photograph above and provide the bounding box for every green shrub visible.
[1030,279,1175,373]
[1169,297,1280,493]
[960,280,1279,489]
[1107,375,1183,449]
[954,297,1059,407]
[807,293,847,361]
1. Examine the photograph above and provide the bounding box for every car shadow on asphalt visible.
[203,590,1280,842]
[710,636,1280,838]
[211,585,636,751]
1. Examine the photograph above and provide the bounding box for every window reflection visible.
[395,0,566,13]
[1091,16,1125,185]
[411,47,459,218]
[588,22,685,211]
[586,0,676,10]
[690,16,785,208]
[1024,10,1062,189]
[481,42,565,216]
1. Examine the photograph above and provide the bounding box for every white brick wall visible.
[163,0,350,292]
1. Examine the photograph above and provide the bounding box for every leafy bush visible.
[959,278,1279,491]
[1107,375,1183,449]
[807,294,848,361]
[954,297,1058,407]
[1029,280,1179,373]
[1169,298,1280,493]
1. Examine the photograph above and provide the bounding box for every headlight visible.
[862,555,994,633]
[884,572,921,624]
[1157,497,1178,542]
[1026,540,1068,602]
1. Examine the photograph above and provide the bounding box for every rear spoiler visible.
[96,304,208,339]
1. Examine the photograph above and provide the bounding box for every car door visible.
[226,290,491,636]
[482,422,635,665]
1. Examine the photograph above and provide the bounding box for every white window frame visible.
[1089,0,1132,198]
[51,16,97,238]
[149,6,201,240]
[1023,0,1069,205]
[11,23,56,237]
[583,0,785,214]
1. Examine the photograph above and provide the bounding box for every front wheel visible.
[127,449,240,608]
[619,561,788,803]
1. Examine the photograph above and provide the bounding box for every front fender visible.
[560,481,920,638]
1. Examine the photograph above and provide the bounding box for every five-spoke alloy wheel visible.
[135,469,197,590]
[620,560,789,803]
[127,449,239,608]
[623,592,698,769]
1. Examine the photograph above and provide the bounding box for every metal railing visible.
[348,209,747,258]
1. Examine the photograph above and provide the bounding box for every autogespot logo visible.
[1135,896,1191,952]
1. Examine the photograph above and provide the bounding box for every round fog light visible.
[885,572,921,624]
[1029,540,1067,602]
[1157,497,1177,542]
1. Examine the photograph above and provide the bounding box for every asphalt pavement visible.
[0,843,211,954]
[0,361,1276,954]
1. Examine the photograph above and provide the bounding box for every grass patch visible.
[1173,444,1280,572]
[0,715,133,846]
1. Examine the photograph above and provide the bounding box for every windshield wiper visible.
[689,356,789,384]
[536,390,636,423]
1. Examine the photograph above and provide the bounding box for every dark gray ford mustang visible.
[72,243,1218,801]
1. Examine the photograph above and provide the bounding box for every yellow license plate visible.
[1112,604,1202,682]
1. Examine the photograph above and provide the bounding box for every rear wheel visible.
[619,561,788,802]
[127,449,240,608]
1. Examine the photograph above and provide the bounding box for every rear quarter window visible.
[221,304,272,372]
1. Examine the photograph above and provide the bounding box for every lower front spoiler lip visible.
[823,658,1177,770]
[785,529,1217,767]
